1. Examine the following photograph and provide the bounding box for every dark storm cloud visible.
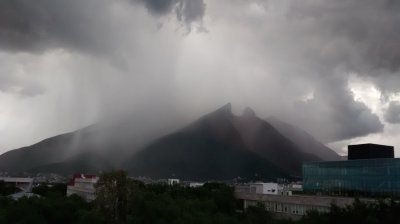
[385,102,400,124]
[288,0,400,74]
[175,0,206,25]
[135,0,205,26]
[0,0,205,54]
[291,83,384,142]
[0,0,105,53]
[293,77,383,142]
[254,0,400,141]
[137,0,175,15]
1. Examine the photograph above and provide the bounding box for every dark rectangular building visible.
[348,144,394,160]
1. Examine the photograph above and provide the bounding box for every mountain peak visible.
[242,107,256,118]
[212,103,232,116]
[221,103,232,111]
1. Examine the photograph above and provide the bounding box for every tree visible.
[0,180,19,196]
[95,170,133,223]
[243,203,273,224]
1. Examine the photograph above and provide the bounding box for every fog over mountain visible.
[0,104,335,180]
[266,117,340,161]
[1,0,400,156]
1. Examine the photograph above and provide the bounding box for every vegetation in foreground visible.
[1,171,400,224]
[0,181,19,196]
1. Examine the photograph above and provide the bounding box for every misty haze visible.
[1,0,400,223]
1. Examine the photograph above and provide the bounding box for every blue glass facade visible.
[303,159,400,196]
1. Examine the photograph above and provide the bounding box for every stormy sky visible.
[1,0,400,156]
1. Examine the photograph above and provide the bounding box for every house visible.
[66,174,98,202]
[167,178,180,185]
[0,177,34,192]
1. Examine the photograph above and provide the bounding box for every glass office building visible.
[303,158,400,196]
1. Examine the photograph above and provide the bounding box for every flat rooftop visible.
[348,144,394,160]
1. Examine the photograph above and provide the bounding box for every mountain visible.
[232,107,320,175]
[266,117,340,161]
[0,123,141,175]
[0,103,332,179]
[124,104,320,180]
[124,104,288,180]
[0,130,89,173]
[0,111,174,175]
[27,152,114,175]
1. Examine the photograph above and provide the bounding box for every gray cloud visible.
[287,0,400,73]
[175,0,205,25]
[0,0,205,54]
[385,102,400,124]
[1,0,400,153]
[281,0,400,140]
[135,0,205,30]
[136,0,205,21]
[0,78,44,97]
[0,0,116,54]
[231,0,400,141]
[137,0,175,15]
[0,56,45,96]
[201,0,392,142]
[291,77,384,142]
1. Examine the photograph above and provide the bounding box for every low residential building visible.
[235,191,375,220]
[250,182,280,195]
[66,174,98,202]
[235,182,293,196]
[189,182,204,188]
[286,183,303,192]
[0,177,34,192]
[167,178,180,185]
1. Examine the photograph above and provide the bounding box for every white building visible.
[167,178,180,185]
[189,182,204,188]
[0,177,34,192]
[287,183,303,192]
[235,182,294,196]
[249,182,280,195]
[66,174,98,202]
